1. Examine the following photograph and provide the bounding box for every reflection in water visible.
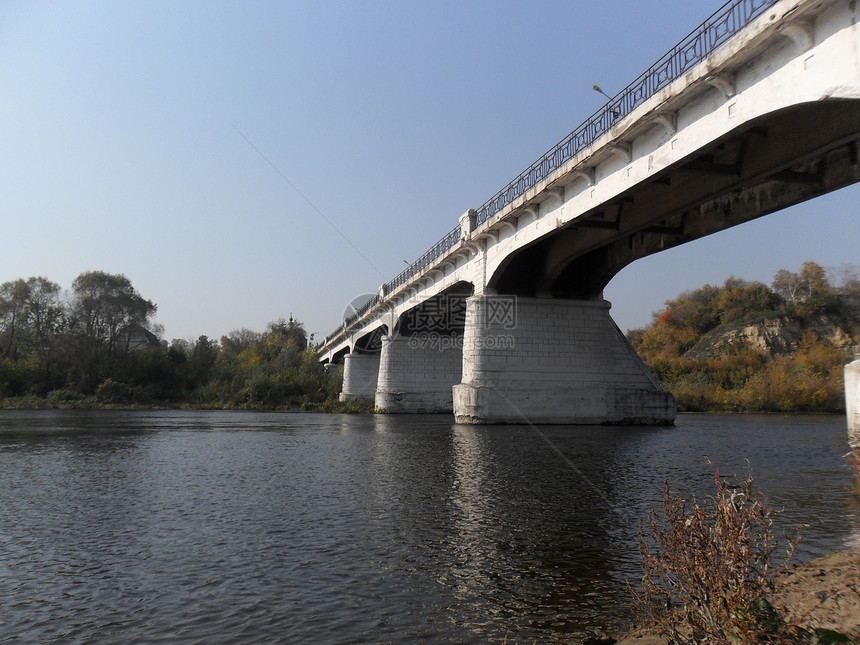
[444,424,627,639]
[448,426,496,631]
[0,410,855,643]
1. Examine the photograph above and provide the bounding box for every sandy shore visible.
[612,547,860,644]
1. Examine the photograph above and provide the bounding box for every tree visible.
[188,335,219,388]
[22,277,63,362]
[772,268,803,306]
[68,271,157,391]
[797,260,831,316]
[831,264,860,336]
[772,261,832,316]
[266,316,307,351]
[219,328,260,357]
[0,279,31,359]
[712,278,780,325]
[0,277,64,362]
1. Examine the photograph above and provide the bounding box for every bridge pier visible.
[338,352,380,402]
[846,359,860,448]
[453,296,676,425]
[375,333,463,413]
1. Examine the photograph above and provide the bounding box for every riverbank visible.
[0,395,374,413]
[613,547,860,644]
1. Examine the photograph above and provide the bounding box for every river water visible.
[0,410,856,644]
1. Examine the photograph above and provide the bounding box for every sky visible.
[2,1,858,343]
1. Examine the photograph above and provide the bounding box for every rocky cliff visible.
[683,315,855,361]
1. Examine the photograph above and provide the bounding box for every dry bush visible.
[631,466,802,644]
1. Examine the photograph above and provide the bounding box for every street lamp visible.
[593,84,619,121]
[592,84,613,101]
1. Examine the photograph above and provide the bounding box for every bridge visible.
[320,0,860,424]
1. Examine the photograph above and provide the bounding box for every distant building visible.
[120,324,161,352]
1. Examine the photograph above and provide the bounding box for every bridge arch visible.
[393,281,474,336]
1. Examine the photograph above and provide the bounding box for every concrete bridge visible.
[320,0,860,425]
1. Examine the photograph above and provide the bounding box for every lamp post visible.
[592,84,613,101]
[593,84,619,121]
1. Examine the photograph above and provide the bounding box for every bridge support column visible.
[338,352,380,402]
[453,296,676,425]
[846,359,860,448]
[375,334,463,413]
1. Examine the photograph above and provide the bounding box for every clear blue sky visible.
[2,1,858,342]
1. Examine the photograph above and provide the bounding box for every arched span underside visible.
[395,281,474,336]
[353,325,388,355]
[489,99,860,298]
[330,346,350,365]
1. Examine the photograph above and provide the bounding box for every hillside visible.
[627,262,860,413]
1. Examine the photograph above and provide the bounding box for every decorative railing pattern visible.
[324,0,779,347]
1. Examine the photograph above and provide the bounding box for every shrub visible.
[46,388,85,406]
[632,467,801,644]
[95,378,135,404]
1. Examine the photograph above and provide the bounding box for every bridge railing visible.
[324,224,462,346]
[324,293,381,346]
[474,0,779,226]
[384,224,462,294]
[324,0,779,349]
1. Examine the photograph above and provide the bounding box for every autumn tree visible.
[772,261,832,316]
[771,268,803,306]
[831,264,860,339]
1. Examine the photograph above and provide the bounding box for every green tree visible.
[21,277,64,362]
[0,279,31,359]
[0,277,65,395]
[68,271,157,391]
[219,328,260,357]
[188,335,219,389]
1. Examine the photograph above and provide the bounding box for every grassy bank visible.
[0,394,375,414]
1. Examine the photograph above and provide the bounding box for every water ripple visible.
[0,410,855,643]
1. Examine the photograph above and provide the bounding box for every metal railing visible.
[324,0,779,348]
[323,224,462,344]
[475,0,779,226]
[324,293,380,345]
[384,225,462,294]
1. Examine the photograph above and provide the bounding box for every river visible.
[0,410,856,643]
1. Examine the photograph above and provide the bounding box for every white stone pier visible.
[452,296,676,424]
[338,352,380,402]
[375,333,463,413]
[846,359,860,448]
